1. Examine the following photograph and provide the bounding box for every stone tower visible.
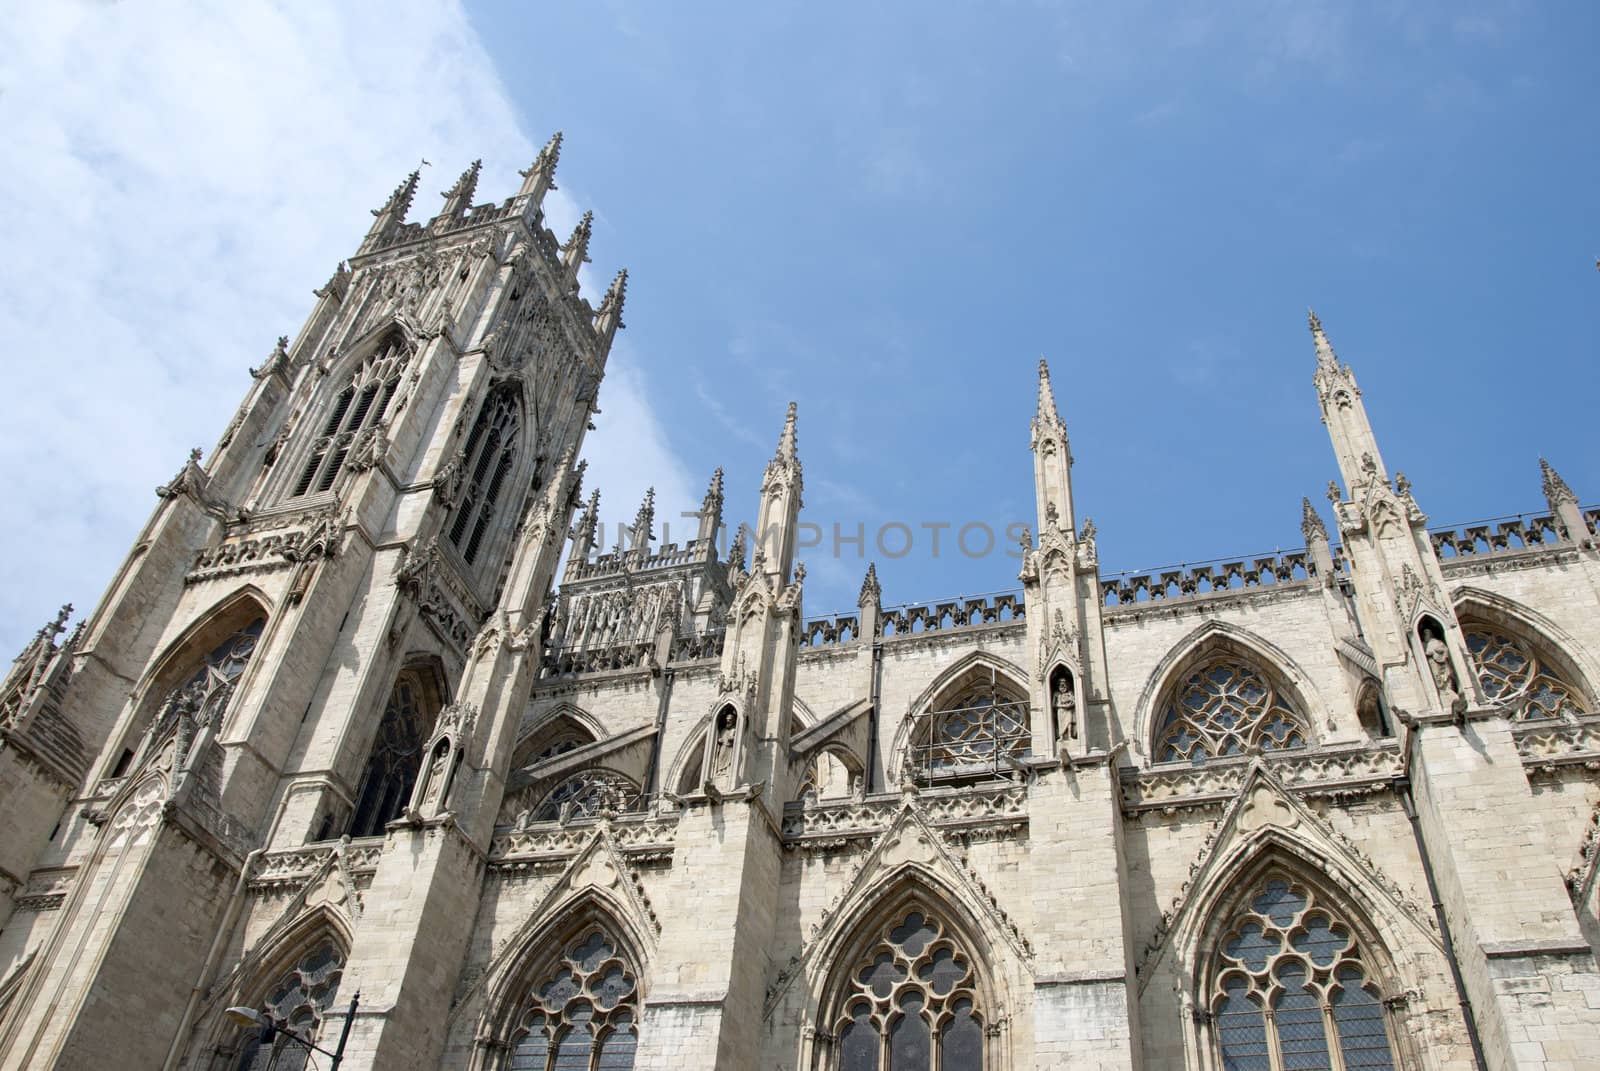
[0,136,628,1070]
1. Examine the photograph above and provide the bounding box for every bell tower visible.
[0,140,630,1071]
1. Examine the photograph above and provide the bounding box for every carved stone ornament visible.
[1037,608,1078,681]
[250,336,291,379]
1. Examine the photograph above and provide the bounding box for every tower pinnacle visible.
[1309,308,1339,372]
[440,159,482,219]
[775,401,799,464]
[698,467,725,546]
[562,211,594,283]
[518,131,563,203]
[372,169,420,221]
[1036,357,1063,424]
[631,487,656,552]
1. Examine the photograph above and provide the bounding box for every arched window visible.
[448,387,522,565]
[1154,658,1309,764]
[530,770,643,822]
[292,337,406,497]
[1461,623,1587,721]
[165,616,265,725]
[506,929,639,1071]
[232,938,345,1071]
[908,670,1030,784]
[826,905,985,1071]
[1209,874,1399,1071]
[347,666,442,837]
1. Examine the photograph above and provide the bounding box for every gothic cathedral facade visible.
[1,141,1598,1071]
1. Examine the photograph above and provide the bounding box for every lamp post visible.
[225,991,359,1069]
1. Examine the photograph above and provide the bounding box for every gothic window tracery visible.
[347,666,441,837]
[1209,875,1398,1071]
[507,929,639,1071]
[909,672,1030,783]
[826,906,985,1071]
[167,616,265,725]
[448,386,523,565]
[232,938,345,1071]
[531,770,643,822]
[1461,624,1586,721]
[292,337,405,497]
[1154,658,1309,764]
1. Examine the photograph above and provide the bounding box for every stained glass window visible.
[531,770,643,822]
[911,677,1030,782]
[348,669,437,837]
[508,930,638,1071]
[1211,876,1397,1071]
[448,386,522,565]
[1155,659,1309,764]
[292,338,405,497]
[1463,626,1586,721]
[233,939,344,1071]
[827,907,983,1071]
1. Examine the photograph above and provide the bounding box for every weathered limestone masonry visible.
[1,150,1598,1071]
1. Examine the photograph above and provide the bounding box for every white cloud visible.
[0,1,691,652]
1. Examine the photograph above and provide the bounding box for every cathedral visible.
[1,137,1598,1071]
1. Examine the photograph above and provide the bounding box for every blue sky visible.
[1,2,1595,651]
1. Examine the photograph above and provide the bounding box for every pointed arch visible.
[890,651,1032,785]
[203,907,353,1071]
[805,867,1008,1071]
[346,656,448,837]
[474,890,648,1070]
[512,702,604,769]
[282,325,413,500]
[1452,586,1598,718]
[446,378,536,572]
[667,702,807,797]
[1135,620,1326,763]
[109,588,273,777]
[1183,839,1413,1071]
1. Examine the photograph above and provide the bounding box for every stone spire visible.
[568,488,601,571]
[517,131,562,204]
[726,523,748,574]
[630,487,656,553]
[755,403,803,582]
[363,168,420,251]
[1030,358,1075,533]
[1301,496,1329,544]
[1540,458,1591,547]
[858,562,881,607]
[1541,457,1577,509]
[697,467,725,546]
[1034,357,1066,434]
[437,159,482,222]
[1309,308,1339,373]
[595,268,628,352]
[562,210,594,286]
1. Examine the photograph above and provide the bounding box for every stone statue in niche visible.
[1422,626,1467,719]
[1053,674,1077,744]
[420,740,451,811]
[710,707,738,784]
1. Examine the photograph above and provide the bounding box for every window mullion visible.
[1262,1007,1286,1071]
[1322,1002,1348,1071]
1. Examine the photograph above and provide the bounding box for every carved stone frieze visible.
[780,784,1028,851]
[1121,745,1402,815]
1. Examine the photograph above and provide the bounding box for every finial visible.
[631,487,656,550]
[858,562,881,607]
[776,401,799,462]
[517,132,564,201]
[727,524,748,572]
[1308,307,1339,370]
[563,211,594,276]
[443,159,482,208]
[1301,497,1328,543]
[1541,457,1577,508]
[597,268,628,327]
[373,169,421,220]
[1036,357,1062,422]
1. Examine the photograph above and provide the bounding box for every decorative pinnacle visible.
[597,268,628,326]
[1036,357,1063,423]
[563,211,594,270]
[443,159,482,208]
[858,562,881,607]
[1540,457,1577,508]
[727,524,748,571]
[522,131,562,180]
[1308,308,1339,370]
[632,487,656,548]
[373,169,421,220]
[1301,497,1329,544]
[702,466,725,511]
[573,488,601,545]
[775,401,799,462]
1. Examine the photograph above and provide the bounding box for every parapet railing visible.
[882,592,1025,637]
[1099,547,1325,607]
[1429,510,1563,559]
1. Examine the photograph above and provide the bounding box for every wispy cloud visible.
[0,1,691,651]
